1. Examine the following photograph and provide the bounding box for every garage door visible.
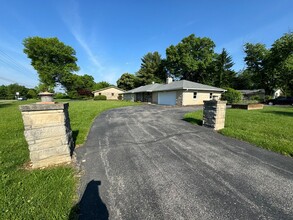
[158,91,177,105]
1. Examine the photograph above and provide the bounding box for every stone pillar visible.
[19,103,73,168]
[203,100,227,130]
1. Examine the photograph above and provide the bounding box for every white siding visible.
[182,91,222,105]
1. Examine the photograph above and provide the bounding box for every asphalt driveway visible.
[76,105,293,220]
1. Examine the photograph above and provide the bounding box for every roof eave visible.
[92,86,125,93]
[184,88,226,92]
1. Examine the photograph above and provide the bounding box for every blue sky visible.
[0,0,292,88]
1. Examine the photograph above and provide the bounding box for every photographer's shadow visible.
[70,180,109,220]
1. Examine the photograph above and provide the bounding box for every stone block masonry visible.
[203,100,227,130]
[19,103,73,168]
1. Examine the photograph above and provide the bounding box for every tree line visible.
[0,84,37,100]
[0,80,112,100]
[4,33,290,100]
[117,33,293,96]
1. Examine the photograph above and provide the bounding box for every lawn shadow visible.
[183,117,203,125]
[261,110,293,117]
[69,180,109,220]
[0,103,12,109]
[72,130,79,144]
[70,130,79,156]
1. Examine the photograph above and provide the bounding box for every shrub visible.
[221,88,242,104]
[94,95,107,100]
[54,93,69,99]
[265,95,272,101]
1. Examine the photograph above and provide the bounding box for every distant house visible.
[237,89,265,100]
[123,77,225,106]
[273,89,282,98]
[92,86,125,100]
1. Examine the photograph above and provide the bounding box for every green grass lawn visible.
[184,106,293,156]
[0,99,140,219]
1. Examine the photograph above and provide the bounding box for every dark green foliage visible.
[0,84,29,99]
[243,32,293,96]
[269,32,293,96]
[23,37,79,89]
[93,81,111,90]
[221,88,242,104]
[213,48,236,87]
[117,73,140,90]
[54,93,69,99]
[165,34,215,84]
[62,74,95,99]
[26,89,37,99]
[94,95,107,100]
[244,43,271,93]
[136,51,167,85]
[0,85,8,99]
[34,83,54,94]
[233,69,256,90]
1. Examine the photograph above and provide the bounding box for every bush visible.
[54,93,69,99]
[94,95,107,100]
[265,95,272,101]
[221,88,242,104]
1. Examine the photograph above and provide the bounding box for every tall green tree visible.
[26,89,38,99]
[62,74,95,98]
[233,69,256,90]
[213,48,236,87]
[6,84,28,99]
[93,81,111,90]
[244,43,272,93]
[0,85,8,99]
[23,37,79,90]
[244,32,293,95]
[136,52,167,85]
[0,84,31,99]
[117,73,139,91]
[165,34,216,83]
[269,32,293,95]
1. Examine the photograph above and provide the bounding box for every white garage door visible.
[158,91,177,105]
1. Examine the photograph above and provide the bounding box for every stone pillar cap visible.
[38,91,55,104]
[38,91,54,96]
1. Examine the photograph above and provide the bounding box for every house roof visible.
[125,83,162,93]
[124,80,225,94]
[238,89,265,95]
[92,86,125,93]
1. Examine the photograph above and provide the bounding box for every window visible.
[193,92,197,99]
[112,93,114,96]
[210,93,213,99]
[99,93,101,95]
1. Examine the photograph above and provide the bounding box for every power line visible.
[0,49,35,76]
[0,76,35,88]
[0,57,28,74]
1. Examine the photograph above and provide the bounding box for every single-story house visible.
[237,89,265,100]
[123,78,225,106]
[92,86,125,100]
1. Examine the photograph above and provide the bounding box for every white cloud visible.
[60,1,102,71]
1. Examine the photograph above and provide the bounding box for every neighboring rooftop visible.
[124,80,225,93]
[238,89,265,95]
[92,86,125,93]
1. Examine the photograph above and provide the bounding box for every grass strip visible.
[184,106,293,156]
